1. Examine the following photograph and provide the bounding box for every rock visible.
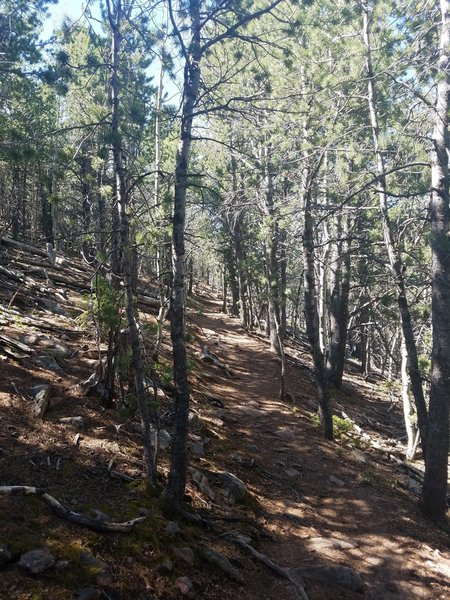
[38,337,70,358]
[175,576,195,598]
[329,475,345,487]
[245,444,259,452]
[158,558,173,574]
[349,449,367,463]
[150,429,171,450]
[164,521,181,535]
[189,467,215,500]
[231,452,254,467]
[293,565,364,592]
[21,334,41,346]
[138,507,151,517]
[58,416,84,431]
[309,537,358,551]
[219,471,248,503]
[35,354,62,372]
[236,405,266,418]
[286,468,301,478]
[201,548,244,583]
[188,442,205,457]
[174,547,195,566]
[407,476,421,495]
[188,411,201,430]
[34,385,51,419]
[55,560,70,570]
[77,587,103,600]
[18,548,55,574]
[39,299,68,317]
[0,544,12,568]
[274,428,296,441]
[95,570,113,586]
[80,551,113,585]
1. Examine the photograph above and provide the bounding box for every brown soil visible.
[0,283,449,600]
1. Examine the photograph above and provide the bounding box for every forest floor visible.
[0,243,449,599]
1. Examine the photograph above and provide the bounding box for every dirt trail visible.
[189,293,450,600]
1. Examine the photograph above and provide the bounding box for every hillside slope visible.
[0,240,448,600]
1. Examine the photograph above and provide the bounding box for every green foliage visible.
[308,412,353,439]
[153,362,172,386]
[78,277,122,338]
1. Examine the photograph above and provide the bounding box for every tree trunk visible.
[327,213,351,388]
[165,0,201,509]
[362,0,428,455]
[420,0,450,525]
[106,0,157,484]
[303,187,333,440]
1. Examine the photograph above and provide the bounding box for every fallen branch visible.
[0,486,146,532]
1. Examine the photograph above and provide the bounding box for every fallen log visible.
[0,486,146,532]
[1,236,48,258]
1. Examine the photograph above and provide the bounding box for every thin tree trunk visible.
[401,339,417,460]
[420,0,450,525]
[165,0,201,509]
[106,0,156,484]
[303,187,333,440]
[327,213,351,388]
[362,0,428,455]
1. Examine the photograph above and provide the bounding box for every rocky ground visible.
[0,238,449,599]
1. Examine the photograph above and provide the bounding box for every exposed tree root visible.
[0,486,146,532]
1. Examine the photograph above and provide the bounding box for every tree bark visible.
[165,0,201,509]
[420,0,450,525]
[361,0,428,455]
[106,0,157,484]
[326,212,351,388]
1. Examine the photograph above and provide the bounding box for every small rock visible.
[245,444,259,452]
[80,552,108,568]
[174,547,194,566]
[231,452,254,467]
[39,338,70,358]
[59,416,84,431]
[55,559,70,570]
[164,521,181,535]
[189,467,215,500]
[175,576,195,598]
[407,477,421,495]
[188,411,201,430]
[35,354,62,372]
[309,537,359,551]
[274,429,296,441]
[22,334,41,346]
[329,475,345,487]
[201,548,244,583]
[286,468,301,478]
[77,587,103,600]
[236,405,266,418]
[158,558,173,574]
[189,442,205,457]
[0,544,12,568]
[34,385,51,419]
[295,565,364,592]
[150,429,171,450]
[95,570,113,586]
[219,472,248,503]
[138,507,151,517]
[349,449,367,464]
[18,548,55,574]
